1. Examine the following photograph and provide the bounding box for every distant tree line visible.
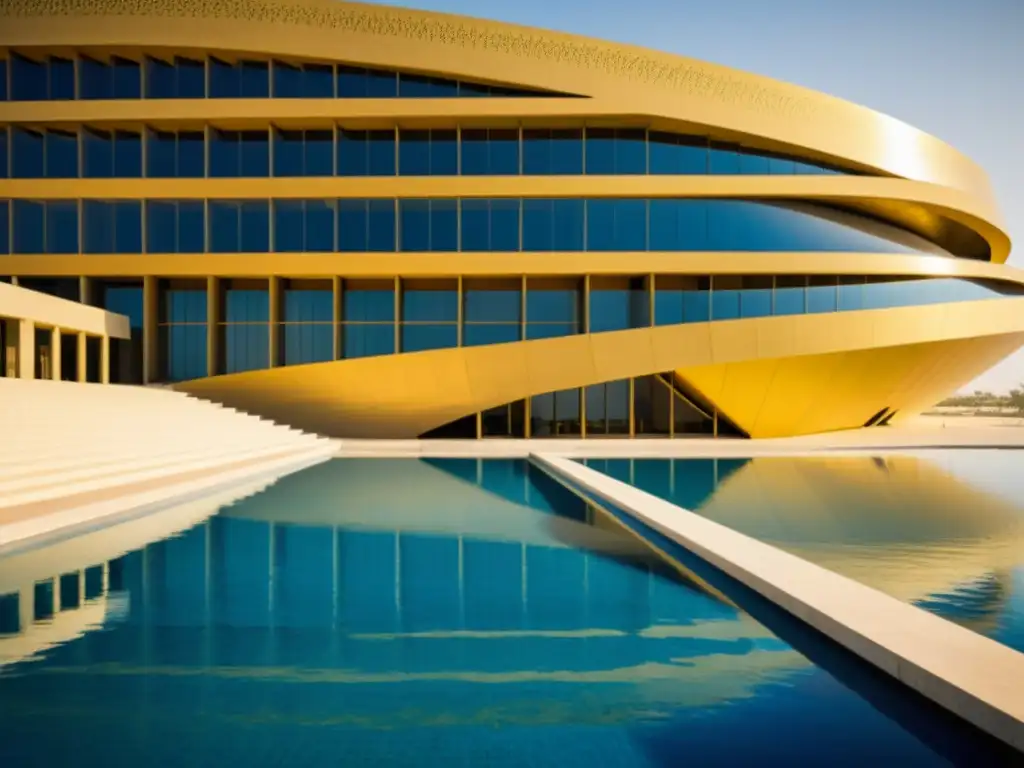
[938,386,1024,412]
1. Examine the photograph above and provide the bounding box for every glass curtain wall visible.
[401,279,459,353]
[220,280,269,374]
[1,125,852,178]
[98,279,144,384]
[159,279,207,382]
[2,52,563,101]
[342,279,396,359]
[67,273,1018,436]
[8,197,951,257]
[281,279,333,366]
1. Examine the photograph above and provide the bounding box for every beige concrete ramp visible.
[530,453,1024,752]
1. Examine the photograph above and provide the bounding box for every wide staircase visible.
[0,378,336,546]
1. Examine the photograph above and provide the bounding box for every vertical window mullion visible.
[644,199,650,251]
[517,125,523,175]
[455,196,462,252]
[518,195,523,253]
[331,124,337,178]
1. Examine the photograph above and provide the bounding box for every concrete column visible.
[50,327,62,381]
[4,319,19,378]
[393,276,401,354]
[143,276,159,384]
[332,276,342,360]
[78,276,92,306]
[579,384,587,439]
[100,335,110,384]
[17,319,34,379]
[584,275,592,334]
[76,332,87,382]
[456,275,463,347]
[629,378,636,437]
[206,276,219,377]
[268,276,280,368]
[646,274,656,326]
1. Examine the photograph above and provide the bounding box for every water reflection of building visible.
[0,458,812,733]
[588,455,1024,635]
[0,476,276,666]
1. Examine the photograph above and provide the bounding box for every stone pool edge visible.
[529,452,1024,752]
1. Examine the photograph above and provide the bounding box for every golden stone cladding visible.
[0,0,845,118]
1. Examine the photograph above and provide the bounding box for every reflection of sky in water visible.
[585,452,1024,652]
[0,459,1009,766]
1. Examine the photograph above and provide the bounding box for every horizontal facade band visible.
[0,197,959,258]
[3,252,1022,282]
[0,8,993,203]
[0,124,856,179]
[0,101,869,177]
[0,175,1006,261]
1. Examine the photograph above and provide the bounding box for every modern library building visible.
[1,0,1022,438]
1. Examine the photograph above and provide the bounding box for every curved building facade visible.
[1,0,1022,438]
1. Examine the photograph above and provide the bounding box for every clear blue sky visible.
[376,0,1024,392]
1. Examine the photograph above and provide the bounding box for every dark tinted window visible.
[145,200,206,253]
[460,199,520,252]
[399,73,459,98]
[0,202,9,255]
[146,130,205,178]
[337,129,396,176]
[79,56,114,100]
[522,129,584,175]
[50,57,76,100]
[11,128,44,178]
[336,65,398,98]
[272,61,334,98]
[12,200,44,253]
[146,56,207,98]
[522,199,585,252]
[45,129,79,178]
[273,199,336,252]
[209,129,270,177]
[112,57,141,98]
[461,129,519,175]
[10,54,46,101]
[83,200,142,254]
[338,199,396,252]
[209,58,269,98]
[586,199,647,251]
[399,199,457,252]
[398,129,458,175]
[47,200,79,254]
[649,132,707,174]
[586,128,647,174]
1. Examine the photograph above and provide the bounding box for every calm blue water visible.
[584,451,1024,654]
[0,458,1015,766]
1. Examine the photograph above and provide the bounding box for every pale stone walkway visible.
[532,454,1024,751]
[334,416,1024,458]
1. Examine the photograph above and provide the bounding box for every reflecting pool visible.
[584,451,1024,653]
[0,459,1015,766]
